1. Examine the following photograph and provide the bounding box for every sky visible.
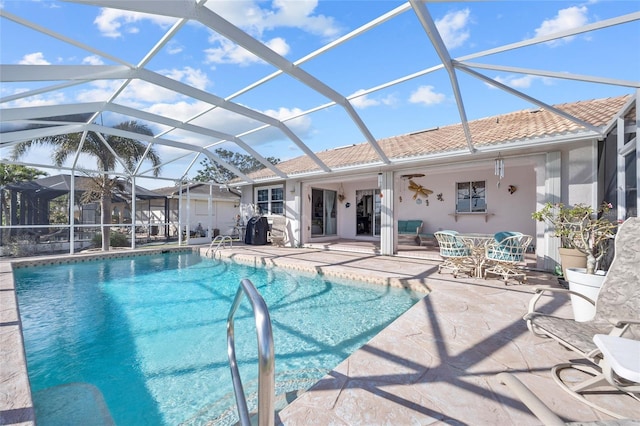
[1,0,639,189]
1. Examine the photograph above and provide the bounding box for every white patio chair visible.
[434,230,474,278]
[268,215,287,247]
[483,231,532,284]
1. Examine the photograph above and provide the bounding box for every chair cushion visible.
[398,220,423,234]
[494,231,521,242]
[487,231,524,261]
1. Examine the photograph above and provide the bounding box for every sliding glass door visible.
[311,188,337,236]
[355,189,381,237]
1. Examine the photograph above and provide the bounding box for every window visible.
[456,181,486,213]
[255,186,284,215]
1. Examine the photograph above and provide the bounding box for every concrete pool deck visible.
[1,244,638,425]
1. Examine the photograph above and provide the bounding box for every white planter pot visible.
[565,267,606,322]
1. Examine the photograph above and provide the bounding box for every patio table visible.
[459,233,495,278]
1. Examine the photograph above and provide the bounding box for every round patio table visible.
[459,233,495,278]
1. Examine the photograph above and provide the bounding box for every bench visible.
[398,220,423,245]
[397,220,436,246]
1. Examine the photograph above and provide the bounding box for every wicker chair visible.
[483,231,532,284]
[434,230,474,278]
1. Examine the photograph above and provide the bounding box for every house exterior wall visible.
[188,198,239,236]
[243,141,607,272]
[392,161,538,238]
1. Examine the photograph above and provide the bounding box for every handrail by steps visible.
[227,278,275,426]
[206,235,233,258]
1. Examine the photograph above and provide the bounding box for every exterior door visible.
[311,188,337,236]
[356,189,381,236]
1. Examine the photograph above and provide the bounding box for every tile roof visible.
[154,183,240,199]
[246,95,631,181]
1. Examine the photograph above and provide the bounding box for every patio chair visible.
[434,230,474,278]
[483,231,532,284]
[497,372,639,425]
[268,215,287,247]
[523,217,640,417]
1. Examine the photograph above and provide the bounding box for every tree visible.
[193,148,280,183]
[11,121,162,251]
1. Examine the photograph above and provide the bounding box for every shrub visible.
[92,232,130,248]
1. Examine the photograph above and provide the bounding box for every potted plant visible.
[532,202,617,321]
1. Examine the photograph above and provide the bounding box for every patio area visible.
[1,243,638,425]
[208,243,638,425]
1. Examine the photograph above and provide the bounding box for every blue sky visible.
[1,0,639,188]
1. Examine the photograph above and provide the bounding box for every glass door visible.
[356,189,381,236]
[311,188,337,236]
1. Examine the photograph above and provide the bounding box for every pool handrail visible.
[227,278,275,426]
[206,235,233,258]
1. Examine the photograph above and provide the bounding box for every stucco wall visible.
[392,161,537,238]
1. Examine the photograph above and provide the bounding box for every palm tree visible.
[12,121,162,251]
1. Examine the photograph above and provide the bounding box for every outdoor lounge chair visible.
[268,215,287,247]
[483,231,532,284]
[523,216,640,417]
[497,372,639,425]
[434,230,474,278]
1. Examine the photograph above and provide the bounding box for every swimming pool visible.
[14,252,424,425]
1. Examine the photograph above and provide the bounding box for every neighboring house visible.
[153,183,241,243]
[237,95,638,272]
[0,174,168,253]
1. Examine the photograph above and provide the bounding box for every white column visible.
[379,171,394,256]
[131,176,136,249]
[178,182,183,245]
[69,174,75,254]
[636,90,640,217]
[543,151,561,271]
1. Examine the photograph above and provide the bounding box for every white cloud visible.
[162,67,210,91]
[82,55,105,65]
[263,0,342,39]
[435,9,471,49]
[206,0,343,40]
[74,67,211,106]
[94,8,176,38]
[205,36,290,66]
[145,101,313,151]
[19,52,50,65]
[351,94,380,109]
[166,41,184,55]
[409,86,446,106]
[203,0,342,65]
[492,74,554,89]
[6,92,67,108]
[534,6,589,46]
[350,89,398,109]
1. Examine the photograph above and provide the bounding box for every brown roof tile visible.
[245,95,630,180]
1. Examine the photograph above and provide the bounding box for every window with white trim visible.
[456,181,486,213]
[255,186,284,215]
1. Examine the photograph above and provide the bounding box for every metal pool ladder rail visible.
[206,235,233,258]
[227,278,275,426]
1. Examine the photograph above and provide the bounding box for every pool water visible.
[14,252,424,425]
